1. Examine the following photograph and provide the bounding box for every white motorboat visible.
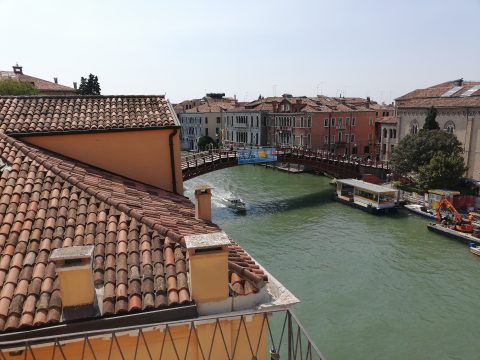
[404,204,436,220]
[223,198,246,211]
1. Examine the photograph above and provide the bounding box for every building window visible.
[393,129,397,138]
[331,118,336,126]
[444,121,455,134]
[383,128,387,139]
[216,117,221,123]
[338,118,343,127]
[308,116,312,127]
[389,129,393,138]
[338,132,342,143]
[350,134,355,143]
[346,117,350,125]
[205,128,209,136]
[346,134,350,143]
[324,135,329,144]
[369,117,374,125]
[352,117,356,126]
[324,118,329,127]
[205,117,208,124]
[411,120,419,135]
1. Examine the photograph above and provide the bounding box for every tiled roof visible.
[396,80,480,108]
[0,96,179,136]
[0,71,75,93]
[376,116,397,124]
[0,134,267,332]
[183,100,236,114]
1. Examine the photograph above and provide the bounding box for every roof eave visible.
[10,125,181,138]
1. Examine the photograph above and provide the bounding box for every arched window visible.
[444,121,455,134]
[389,129,393,138]
[411,120,419,135]
[383,128,387,139]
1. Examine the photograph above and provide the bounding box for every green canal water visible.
[184,165,480,360]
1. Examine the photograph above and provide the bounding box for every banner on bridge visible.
[237,148,277,164]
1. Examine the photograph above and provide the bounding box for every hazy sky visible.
[1,0,479,104]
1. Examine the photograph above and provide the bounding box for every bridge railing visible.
[182,147,389,171]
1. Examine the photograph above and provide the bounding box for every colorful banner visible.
[237,148,277,164]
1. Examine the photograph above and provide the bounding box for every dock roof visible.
[337,179,397,194]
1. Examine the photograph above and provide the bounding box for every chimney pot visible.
[194,184,212,222]
[54,77,58,84]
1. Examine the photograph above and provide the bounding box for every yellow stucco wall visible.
[20,129,184,194]
[2,314,267,360]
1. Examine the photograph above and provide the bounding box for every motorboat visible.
[404,204,436,220]
[223,198,246,212]
[469,243,480,256]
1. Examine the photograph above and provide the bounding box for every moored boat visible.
[404,204,436,219]
[334,179,399,214]
[470,244,480,256]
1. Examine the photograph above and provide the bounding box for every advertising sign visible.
[237,148,277,165]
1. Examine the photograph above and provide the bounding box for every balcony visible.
[0,309,324,360]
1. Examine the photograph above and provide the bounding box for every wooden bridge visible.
[182,148,391,181]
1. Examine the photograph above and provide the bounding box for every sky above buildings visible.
[1,0,479,104]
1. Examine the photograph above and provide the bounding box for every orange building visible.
[0,95,316,359]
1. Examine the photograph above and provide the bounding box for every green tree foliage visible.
[78,74,101,95]
[418,153,467,190]
[391,130,463,176]
[423,106,440,130]
[197,135,216,150]
[0,78,38,95]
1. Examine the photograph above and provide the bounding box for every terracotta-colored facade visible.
[245,95,393,158]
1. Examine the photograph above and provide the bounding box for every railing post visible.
[288,311,293,359]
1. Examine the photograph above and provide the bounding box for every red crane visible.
[436,198,474,233]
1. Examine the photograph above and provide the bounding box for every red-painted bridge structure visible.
[182,148,391,181]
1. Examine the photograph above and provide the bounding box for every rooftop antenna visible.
[316,82,324,96]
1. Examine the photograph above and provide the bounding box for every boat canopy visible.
[336,179,397,194]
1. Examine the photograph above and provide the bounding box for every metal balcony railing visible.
[0,309,325,360]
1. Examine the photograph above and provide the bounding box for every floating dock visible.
[427,223,480,245]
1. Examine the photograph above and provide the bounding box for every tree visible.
[418,153,467,190]
[78,74,101,95]
[197,136,216,150]
[0,78,38,95]
[391,130,463,176]
[423,106,440,130]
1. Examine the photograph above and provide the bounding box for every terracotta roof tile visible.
[0,96,179,136]
[0,132,268,334]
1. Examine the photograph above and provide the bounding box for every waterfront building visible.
[245,94,391,157]
[0,64,77,95]
[178,94,236,150]
[0,95,304,358]
[376,116,398,161]
[396,79,480,179]
[222,105,269,147]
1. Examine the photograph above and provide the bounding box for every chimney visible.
[54,77,58,84]
[73,82,77,90]
[366,96,371,109]
[454,78,463,86]
[194,184,212,222]
[185,232,230,304]
[49,245,99,320]
[12,64,23,75]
